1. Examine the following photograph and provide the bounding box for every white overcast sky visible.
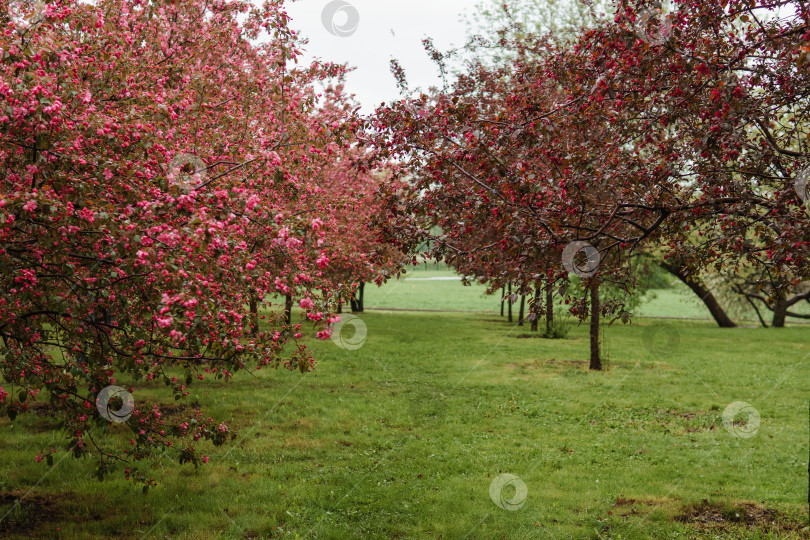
[284,0,474,113]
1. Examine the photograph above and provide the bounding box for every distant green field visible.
[368,269,807,325]
[633,288,716,319]
[1,311,808,538]
[368,272,494,312]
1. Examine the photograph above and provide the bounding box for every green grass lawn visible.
[1,310,808,538]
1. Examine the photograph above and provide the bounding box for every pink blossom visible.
[77,207,95,222]
[316,329,331,339]
[299,297,315,310]
[156,316,173,329]
[245,194,260,212]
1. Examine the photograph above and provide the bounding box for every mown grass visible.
[0,309,808,539]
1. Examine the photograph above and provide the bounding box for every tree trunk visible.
[531,287,540,332]
[518,294,526,326]
[772,292,787,328]
[350,283,361,313]
[545,281,554,336]
[500,286,505,317]
[589,282,602,371]
[249,295,259,336]
[337,295,342,314]
[659,261,737,328]
[357,281,365,313]
[285,294,292,325]
[507,283,513,323]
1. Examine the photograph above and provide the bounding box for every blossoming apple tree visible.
[0,0,393,485]
[370,0,810,368]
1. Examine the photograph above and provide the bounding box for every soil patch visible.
[0,491,63,536]
[676,499,806,535]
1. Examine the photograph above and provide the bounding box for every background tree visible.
[464,0,810,330]
[466,0,611,44]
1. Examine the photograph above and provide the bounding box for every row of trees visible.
[370,0,810,369]
[0,0,403,485]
